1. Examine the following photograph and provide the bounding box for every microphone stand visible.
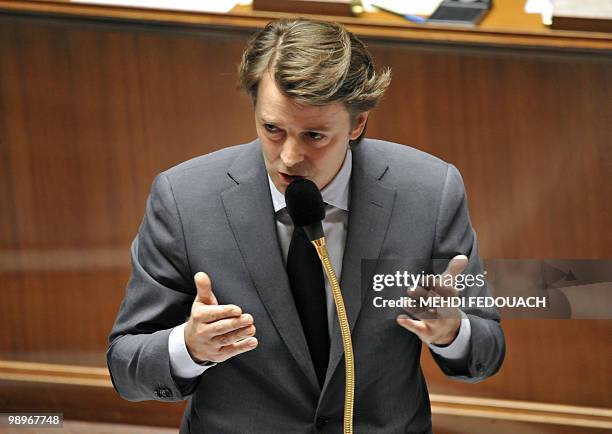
[311,237,354,434]
[285,178,354,433]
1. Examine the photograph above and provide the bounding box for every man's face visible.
[255,71,367,194]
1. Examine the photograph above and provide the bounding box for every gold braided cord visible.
[312,238,354,434]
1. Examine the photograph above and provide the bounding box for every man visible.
[107,18,504,433]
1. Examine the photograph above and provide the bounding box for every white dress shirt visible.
[169,148,471,379]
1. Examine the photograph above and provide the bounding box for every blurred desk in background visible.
[0,0,610,49]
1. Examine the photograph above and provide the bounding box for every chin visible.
[272,178,288,194]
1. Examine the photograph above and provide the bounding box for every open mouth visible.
[279,172,305,184]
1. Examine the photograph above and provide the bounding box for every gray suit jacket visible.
[107,138,505,433]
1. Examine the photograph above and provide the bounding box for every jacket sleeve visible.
[107,173,201,401]
[429,164,506,383]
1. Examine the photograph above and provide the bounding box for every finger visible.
[405,285,430,300]
[403,286,439,319]
[429,255,469,297]
[206,313,253,337]
[396,315,431,340]
[194,272,218,305]
[192,304,243,324]
[399,310,421,321]
[212,324,256,346]
[217,337,258,361]
[403,306,439,320]
[443,255,469,279]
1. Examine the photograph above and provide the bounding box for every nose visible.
[280,137,304,168]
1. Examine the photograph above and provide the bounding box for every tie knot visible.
[293,225,307,238]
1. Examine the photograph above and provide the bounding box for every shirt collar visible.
[268,148,352,213]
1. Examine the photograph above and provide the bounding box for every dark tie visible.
[286,225,329,388]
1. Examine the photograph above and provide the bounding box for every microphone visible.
[284,178,355,434]
[285,178,325,242]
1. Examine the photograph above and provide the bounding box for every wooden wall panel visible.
[367,45,612,259]
[0,10,610,429]
[0,16,257,251]
[1,270,128,356]
[422,319,612,407]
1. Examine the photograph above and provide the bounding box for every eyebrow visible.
[260,116,332,131]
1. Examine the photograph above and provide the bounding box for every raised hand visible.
[184,272,258,363]
[396,255,468,345]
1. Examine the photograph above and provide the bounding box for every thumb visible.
[194,272,218,305]
[443,254,469,279]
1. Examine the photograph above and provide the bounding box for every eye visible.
[264,123,280,133]
[306,131,324,141]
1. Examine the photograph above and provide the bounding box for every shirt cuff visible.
[428,310,471,360]
[168,322,217,379]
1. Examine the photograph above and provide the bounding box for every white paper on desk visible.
[524,0,554,14]
[524,0,555,25]
[365,0,443,17]
[71,0,239,13]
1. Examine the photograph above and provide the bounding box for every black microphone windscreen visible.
[285,179,325,227]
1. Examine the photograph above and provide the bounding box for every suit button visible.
[315,416,329,429]
[476,362,484,374]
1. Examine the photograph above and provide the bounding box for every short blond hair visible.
[238,18,391,140]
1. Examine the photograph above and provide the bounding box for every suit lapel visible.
[320,143,397,398]
[221,141,320,390]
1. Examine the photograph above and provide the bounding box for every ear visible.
[349,112,369,140]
